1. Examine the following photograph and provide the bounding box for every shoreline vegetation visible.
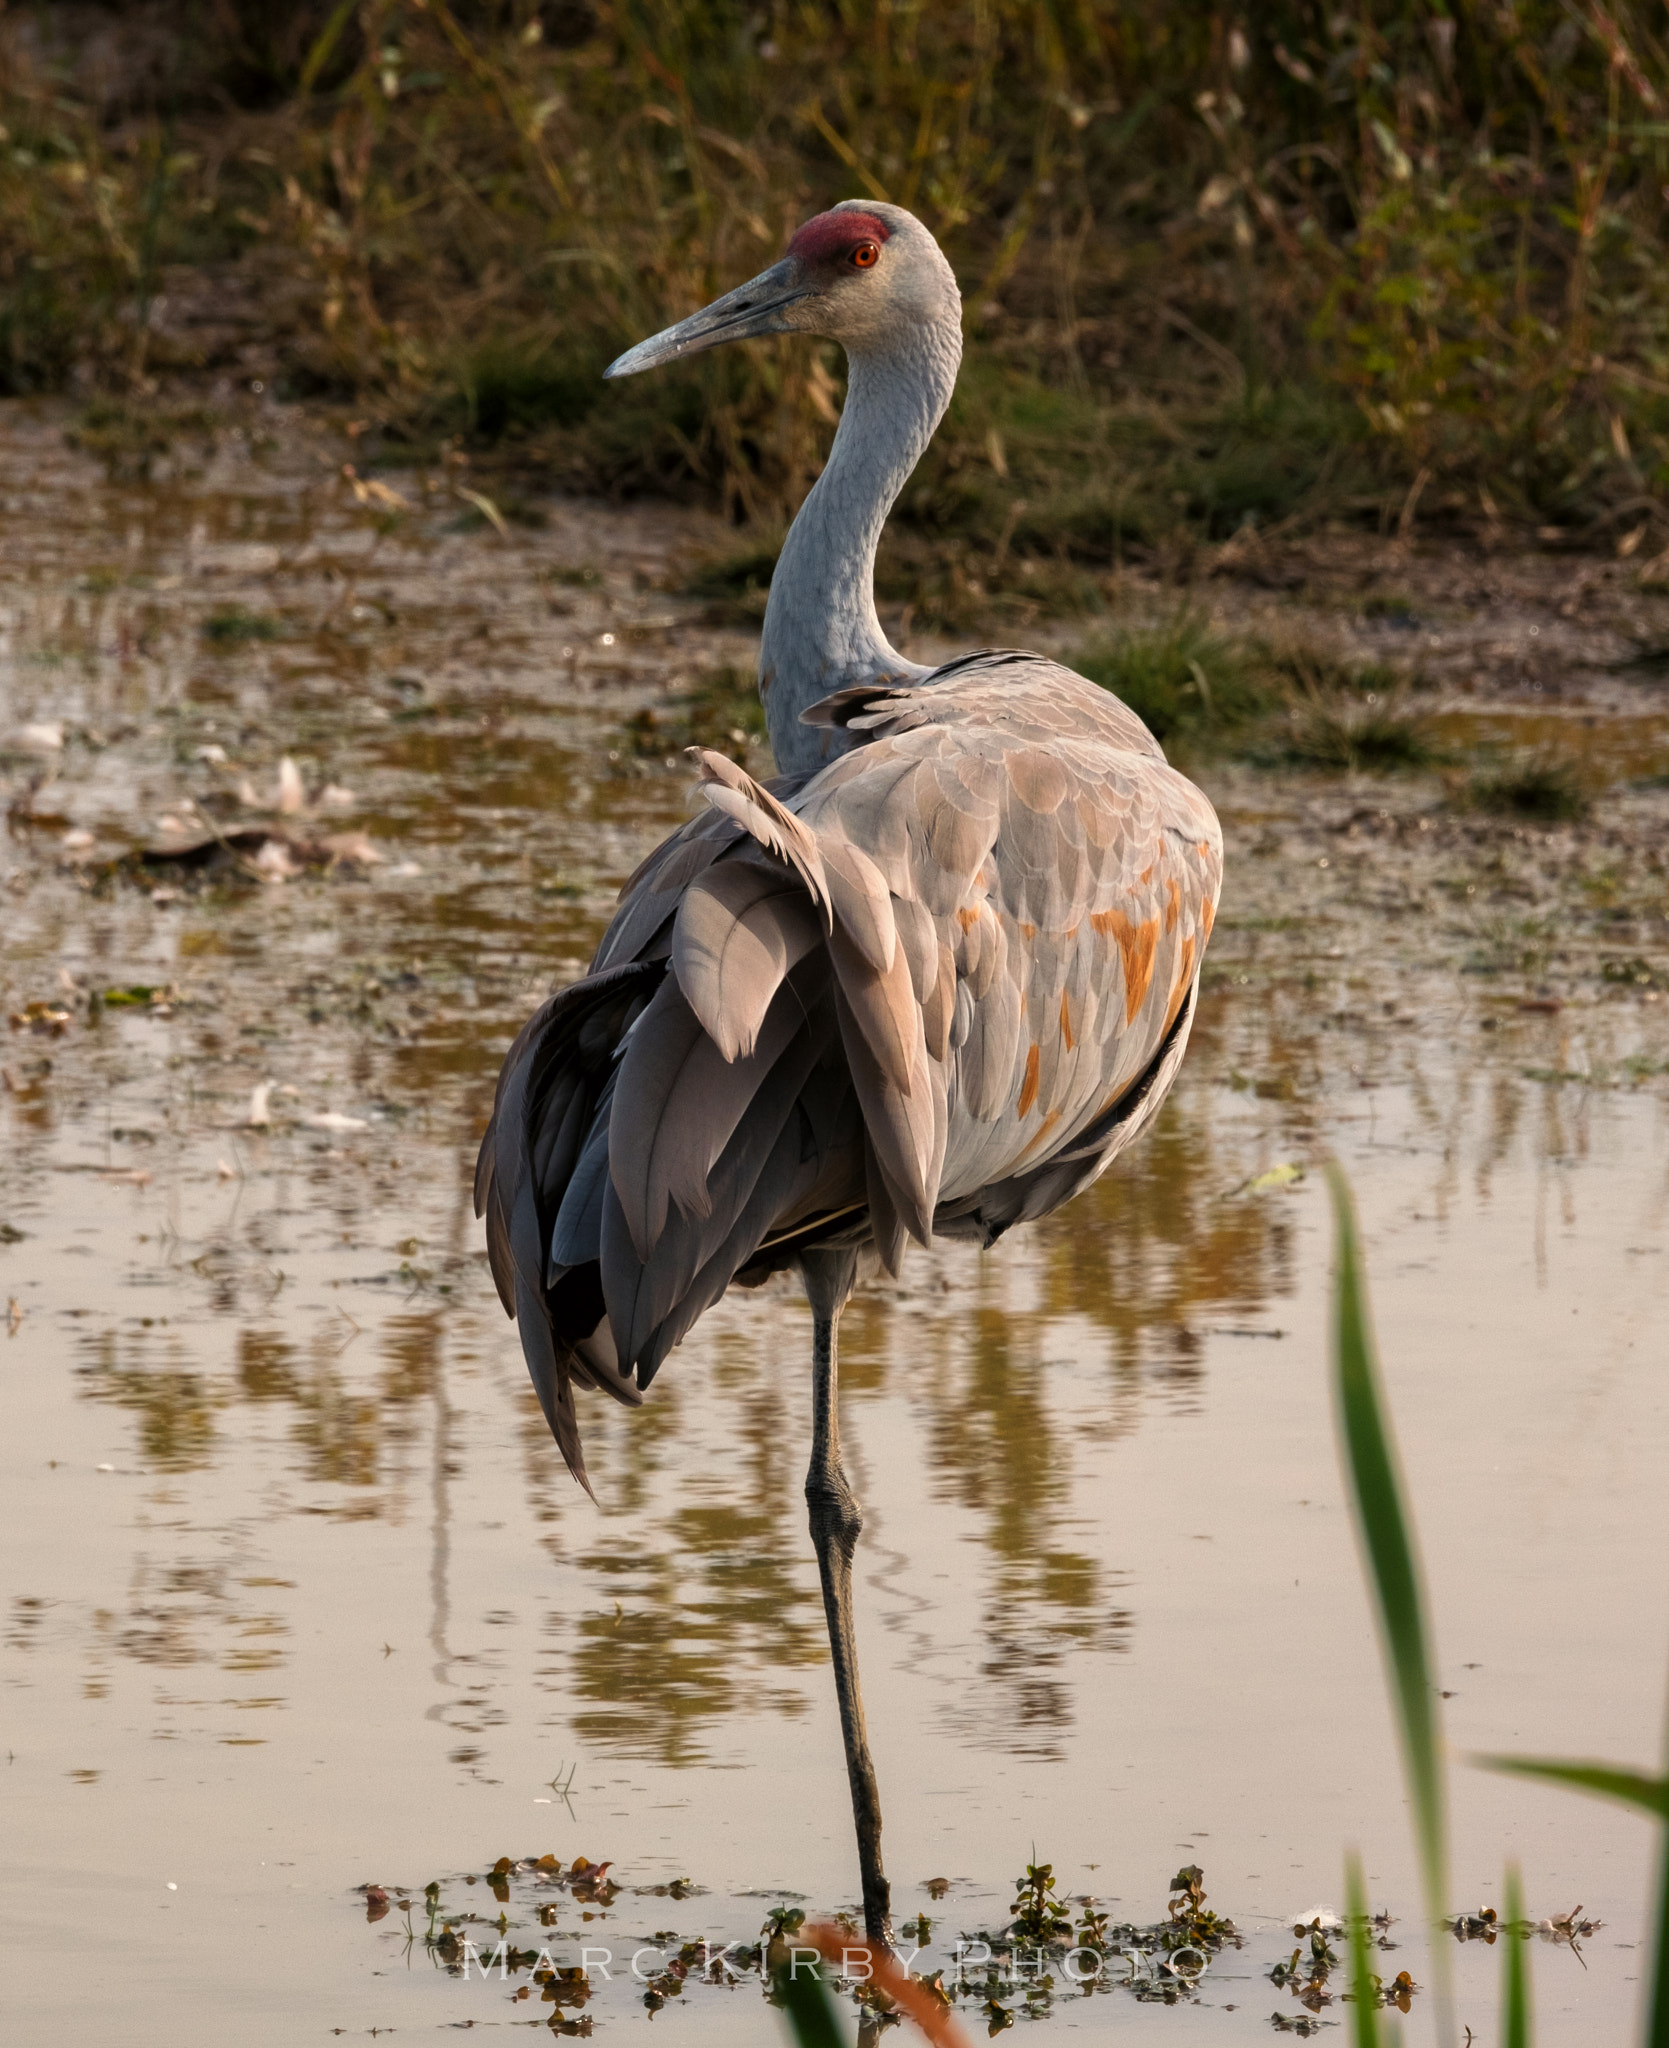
[8,0,1669,609]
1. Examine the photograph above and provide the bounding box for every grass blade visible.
[1327,1164,1453,2046]
[1475,1758,1668,1819]
[1502,1862,1532,2048]
[774,1954,850,2048]
[1479,1695,1669,2047]
[1650,1724,1669,2048]
[1344,1850,1384,2048]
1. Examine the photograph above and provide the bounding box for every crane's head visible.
[603,200,960,379]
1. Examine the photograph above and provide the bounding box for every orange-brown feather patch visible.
[1059,990,1075,1050]
[1090,908,1160,1023]
[1017,1042,1041,1116]
[1165,876,1181,934]
[956,906,980,932]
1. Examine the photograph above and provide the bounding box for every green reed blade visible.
[298,0,360,94]
[1481,1694,1669,2048]
[1502,1862,1532,2048]
[1327,1164,1453,2047]
[1475,1759,1668,1820]
[775,1957,849,2048]
[1650,1742,1669,2048]
[1345,1849,1384,2048]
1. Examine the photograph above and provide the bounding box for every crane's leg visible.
[799,1249,892,1952]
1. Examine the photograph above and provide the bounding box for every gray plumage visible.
[478,642,1221,1491]
[474,199,1222,1945]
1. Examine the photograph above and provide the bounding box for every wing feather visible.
[671,860,822,1060]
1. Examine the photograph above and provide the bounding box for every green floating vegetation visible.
[201,607,285,646]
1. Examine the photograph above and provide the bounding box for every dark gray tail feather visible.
[512,1271,596,1501]
[475,961,663,1495]
[476,950,866,1495]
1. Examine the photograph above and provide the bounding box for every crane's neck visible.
[760,317,962,779]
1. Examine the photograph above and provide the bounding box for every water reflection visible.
[5,409,1665,1822]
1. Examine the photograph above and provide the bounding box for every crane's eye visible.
[850,242,880,269]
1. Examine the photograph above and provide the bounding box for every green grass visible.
[1065,615,1434,772]
[1465,759,1590,823]
[1280,699,1438,774]
[774,1955,849,2048]
[1070,613,1276,748]
[1330,1163,1669,2048]
[67,401,222,480]
[1344,1850,1384,2048]
[1502,1863,1532,2048]
[1327,1163,1453,2044]
[18,2,1669,554]
[684,537,784,626]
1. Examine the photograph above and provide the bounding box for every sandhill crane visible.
[476,200,1223,1948]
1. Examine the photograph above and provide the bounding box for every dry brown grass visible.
[7,3,1669,561]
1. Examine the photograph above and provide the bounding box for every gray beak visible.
[603,259,810,378]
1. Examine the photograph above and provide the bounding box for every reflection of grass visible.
[1465,757,1588,822]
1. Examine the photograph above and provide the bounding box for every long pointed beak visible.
[604,259,810,378]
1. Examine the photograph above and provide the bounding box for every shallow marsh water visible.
[2,404,1668,2044]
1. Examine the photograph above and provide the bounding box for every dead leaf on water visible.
[342,465,410,512]
[11,721,64,752]
[8,1003,73,1036]
[321,832,382,866]
[255,838,301,882]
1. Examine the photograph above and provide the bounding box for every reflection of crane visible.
[477,201,1222,1948]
